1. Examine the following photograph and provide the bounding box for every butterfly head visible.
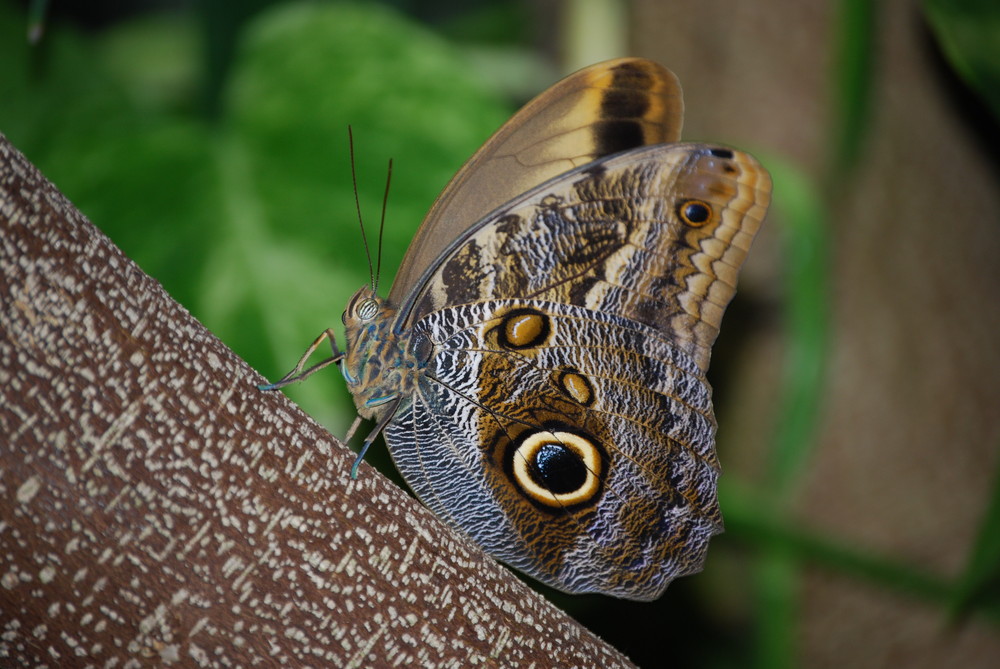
[344,287,382,324]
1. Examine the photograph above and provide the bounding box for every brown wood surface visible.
[0,134,633,668]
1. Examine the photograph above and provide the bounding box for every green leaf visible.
[764,156,830,494]
[222,2,510,292]
[0,6,221,312]
[830,0,878,174]
[949,455,1000,621]
[0,2,513,433]
[212,3,512,426]
[924,0,1000,121]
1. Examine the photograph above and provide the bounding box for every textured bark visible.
[0,135,633,668]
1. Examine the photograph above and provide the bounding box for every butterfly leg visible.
[350,396,402,479]
[258,328,344,391]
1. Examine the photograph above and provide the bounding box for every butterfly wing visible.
[389,58,684,306]
[398,143,771,372]
[382,144,769,599]
[388,299,720,600]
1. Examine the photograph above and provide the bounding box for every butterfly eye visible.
[356,298,380,321]
[677,199,713,227]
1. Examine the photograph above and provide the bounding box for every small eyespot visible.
[678,199,713,227]
[554,368,595,407]
[493,307,551,350]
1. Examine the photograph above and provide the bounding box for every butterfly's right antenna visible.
[348,126,377,294]
[27,0,50,44]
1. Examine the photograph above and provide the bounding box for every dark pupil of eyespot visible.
[531,443,587,494]
[684,202,710,223]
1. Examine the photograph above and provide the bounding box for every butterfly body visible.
[281,58,771,601]
[340,289,422,421]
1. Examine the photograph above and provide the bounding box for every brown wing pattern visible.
[387,299,721,600]
[400,143,771,372]
[334,59,772,600]
[389,58,684,305]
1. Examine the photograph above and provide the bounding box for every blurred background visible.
[2,0,998,667]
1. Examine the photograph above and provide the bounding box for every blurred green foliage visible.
[924,0,1000,121]
[1,1,511,431]
[747,2,1000,665]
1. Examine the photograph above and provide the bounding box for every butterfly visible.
[263,58,771,601]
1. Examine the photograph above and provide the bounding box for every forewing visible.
[389,58,684,305]
[399,143,771,372]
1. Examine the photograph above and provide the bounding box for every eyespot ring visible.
[510,430,603,509]
[677,199,713,227]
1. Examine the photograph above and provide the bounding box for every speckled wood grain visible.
[267,58,772,601]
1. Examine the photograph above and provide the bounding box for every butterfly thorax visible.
[341,287,424,422]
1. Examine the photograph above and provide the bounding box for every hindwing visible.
[386,299,721,601]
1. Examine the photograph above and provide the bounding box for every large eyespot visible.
[510,430,603,509]
[677,199,713,227]
[493,307,551,350]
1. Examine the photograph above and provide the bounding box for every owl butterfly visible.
[264,58,771,601]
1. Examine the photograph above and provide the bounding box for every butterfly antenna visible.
[372,158,392,296]
[27,0,49,44]
[348,126,377,293]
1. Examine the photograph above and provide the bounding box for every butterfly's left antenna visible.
[372,158,392,297]
[348,126,377,295]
